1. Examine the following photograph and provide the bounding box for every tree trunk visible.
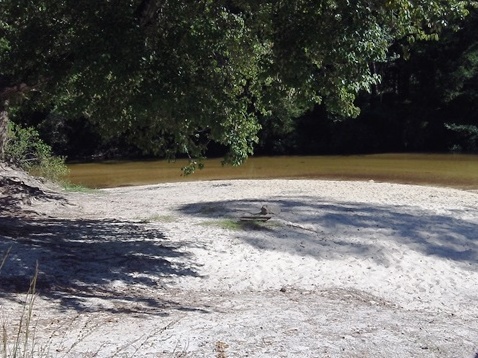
[0,100,8,161]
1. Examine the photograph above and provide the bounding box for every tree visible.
[351,6,478,153]
[439,9,478,151]
[0,0,474,171]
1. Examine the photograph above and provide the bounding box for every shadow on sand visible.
[0,170,207,316]
[178,196,478,269]
[0,215,202,316]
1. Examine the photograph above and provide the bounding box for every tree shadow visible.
[0,175,68,215]
[178,196,478,269]
[0,215,204,315]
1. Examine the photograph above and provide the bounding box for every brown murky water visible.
[66,153,478,190]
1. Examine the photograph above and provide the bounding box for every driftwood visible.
[239,205,274,221]
[239,215,272,222]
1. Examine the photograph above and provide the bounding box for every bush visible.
[4,122,69,182]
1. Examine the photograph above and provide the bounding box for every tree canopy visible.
[0,0,475,170]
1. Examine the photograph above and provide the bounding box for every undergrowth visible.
[4,122,69,182]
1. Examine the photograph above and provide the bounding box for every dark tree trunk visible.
[0,100,8,160]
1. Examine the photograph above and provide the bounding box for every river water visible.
[66,153,478,190]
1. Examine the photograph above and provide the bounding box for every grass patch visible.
[61,182,96,193]
[201,218,280,231]
[205,219,244,231]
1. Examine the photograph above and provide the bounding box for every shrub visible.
[4,122,69,182]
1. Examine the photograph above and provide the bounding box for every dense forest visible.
[256,8,478,156]
[1,1,477,171]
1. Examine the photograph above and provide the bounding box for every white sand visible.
[1,173,478,357]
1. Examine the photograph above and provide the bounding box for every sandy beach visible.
[1,165,478,357]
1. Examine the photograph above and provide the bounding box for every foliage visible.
[0,0,476,168]
[4,122,68,181]
[445,123,478,151]
[273,6,478,156]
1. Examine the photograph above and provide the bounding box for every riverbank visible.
[1,165,478,357]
